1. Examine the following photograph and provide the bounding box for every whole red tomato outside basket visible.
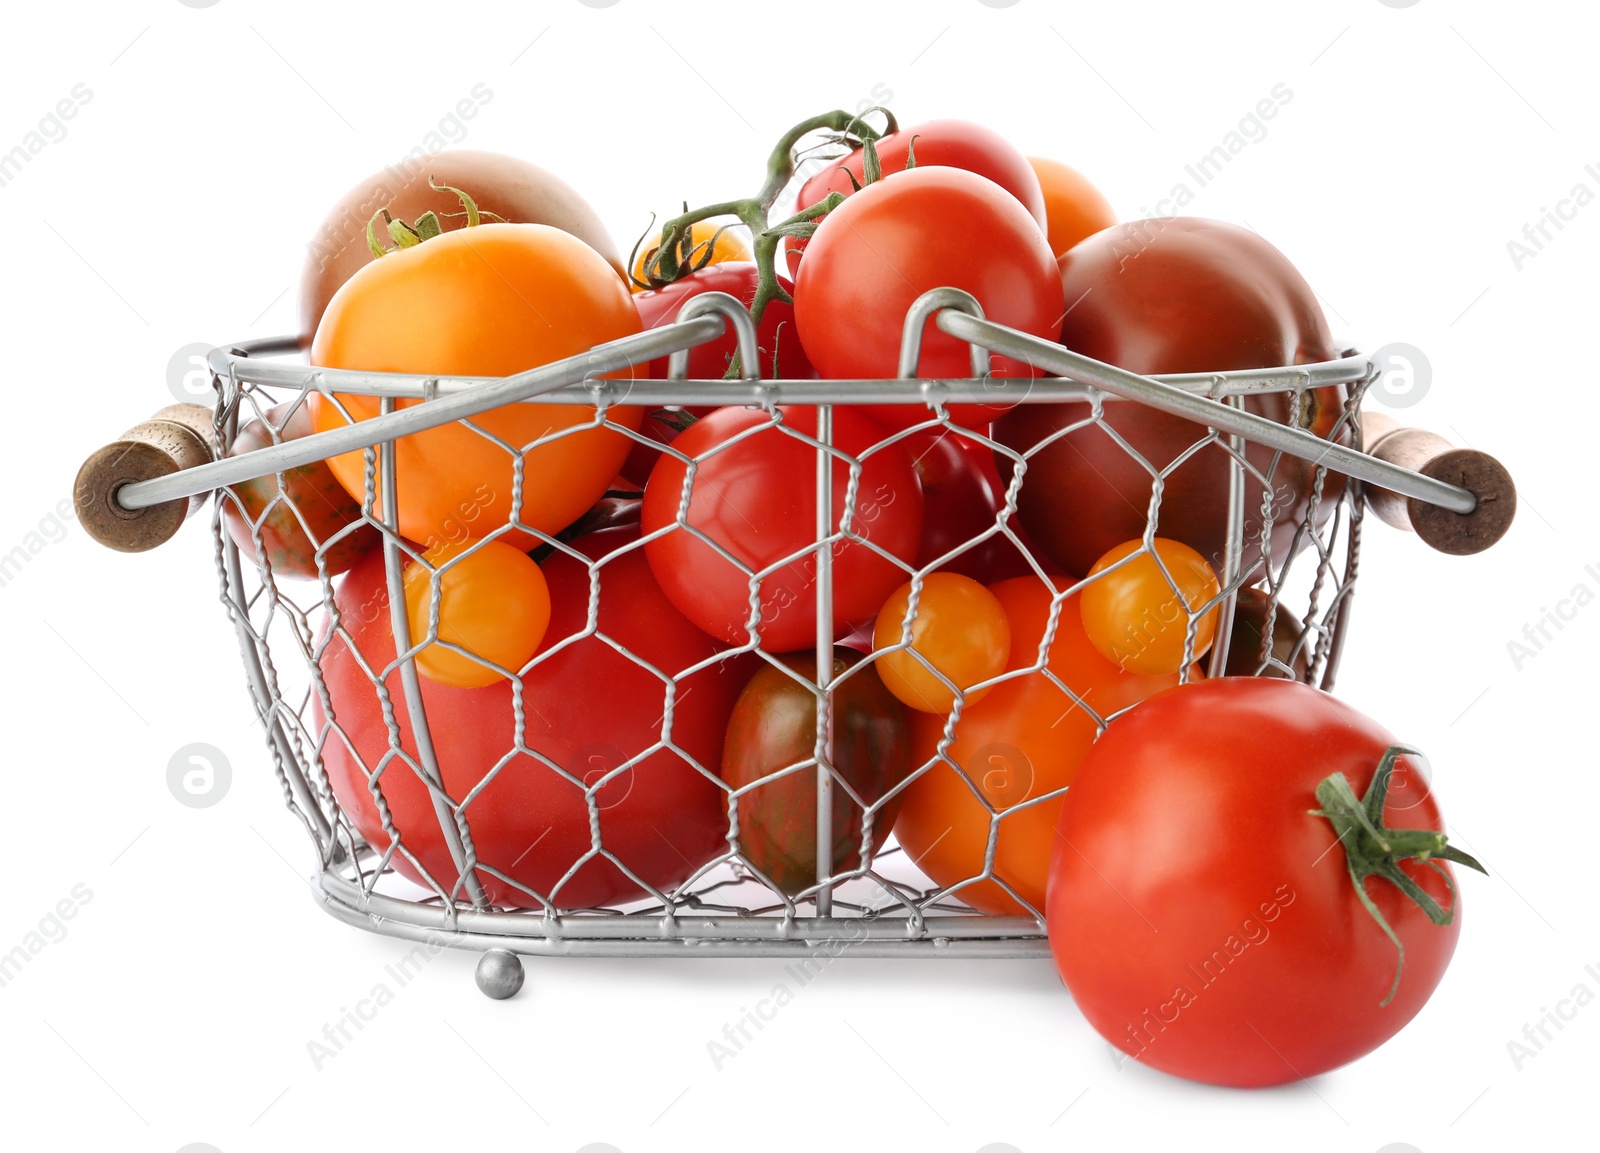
[1047,677,1485,1087]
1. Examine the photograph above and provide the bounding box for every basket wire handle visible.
[897,287,993,385]
[667,291,763,384]
[937,311,1486,522]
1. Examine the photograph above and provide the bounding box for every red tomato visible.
[633,262,814,382]
[893,577,1192,915]
[786,118,1048,277]
[793,167,1065,433]
[641,406,923,653]
[994,217,1347,578]
[314,529,750,910]
[907,429,1036,584]
[1049,678,1475,1087]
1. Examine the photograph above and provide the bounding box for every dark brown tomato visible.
[1223,587,1313,680]
[221,402,380,579]
[994,218,1349,578]
[299,150,625,339]
[720,650,913,896]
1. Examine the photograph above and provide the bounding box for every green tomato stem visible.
[641,108,897,378]
[365,178,493,259]
[1310,746,1487,1007]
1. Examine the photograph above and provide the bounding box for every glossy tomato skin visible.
[631,221,752,291]
[786,119,1048,276]
[299,149,626,339]
[721,650,912,895]
[641,405,923,652]
[1224,587,1310,679]
[619,407,714,489]
[794,168,1066,433]
[315,529,750,910]
[1048,678,1459,1087]
[908,429,1037,584]
[633,263,814,381]
[221,402,379,579]
[994,217,1348,578]
[893,576,1193,915]
[1026,156,1117,258]
[308,223,645,551]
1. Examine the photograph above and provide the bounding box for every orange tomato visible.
[872,573,1011,714]
[308,223,644,549]
[1026,156,1117,258]
[1080,538,1221,675]
[402,539,551,688]
[630,220,752,290]
[893,576,1193,915]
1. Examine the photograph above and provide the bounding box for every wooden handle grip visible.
[1361,412,1516,555]
[74,404,220,553]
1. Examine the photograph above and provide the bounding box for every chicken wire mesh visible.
[196,299,1374,987]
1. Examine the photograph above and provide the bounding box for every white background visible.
[1,1,1595,1150]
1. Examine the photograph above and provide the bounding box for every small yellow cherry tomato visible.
[872,572,1011,714]
[1080,538,1221,675]
[403,539,551,688]
[630,220,752,290]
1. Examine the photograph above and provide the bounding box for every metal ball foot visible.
[474,949,525,999]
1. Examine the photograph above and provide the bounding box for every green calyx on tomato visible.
[1311,748,1487,1006]
[364,178,504,259]
[636,108,896,376]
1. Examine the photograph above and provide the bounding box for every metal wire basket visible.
[74,289,1515,997]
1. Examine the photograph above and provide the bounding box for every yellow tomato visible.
[872,573,1010,713]
[402,539,551,688]
[630,220,752,290]
[308,222,645,549]
[1080,538,1222,675]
